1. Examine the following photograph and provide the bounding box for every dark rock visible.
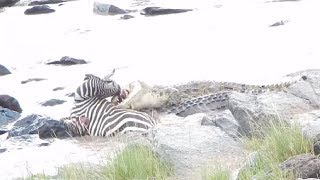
[24,5,55,15]
[0,107,21,127]
[269,20,289,27]
[93,2,129,15]
[279,154,320,179]
[0,64,11,76]
[0,94,22,113]
[0,129,7,135]
[28,0,64,6]
[120,14,134,20]
[8,114,72,139]
[0,148,7,153]
[37,119,73,139]
[0,0,19,8]
[314,141,320,156]
[8,114,73,139]
[21,78,47,84]
[53,87,64,91]
[38,142,50,146]
[313,133,320,155]
[40,99,66,106]
[141,7,192,16]
[8,114,50,137]
[66,92,74,97]
[46,56,87,66]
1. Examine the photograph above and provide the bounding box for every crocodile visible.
[115,78,301,117]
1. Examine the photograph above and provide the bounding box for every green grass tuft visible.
[204,167,230,180]
[22,144,173,180]
[103,144,173,179]
[239,120,312,180]
[203,118,313,180]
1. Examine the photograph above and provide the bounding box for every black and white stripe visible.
[68,74,156,137]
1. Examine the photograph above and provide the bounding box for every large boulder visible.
[0,64,11,76]
[228,91,314,136]
[141,7,193,16]
[0,95,22,113]
[227,69,320,136]
[24,5,55,15]
[46,56,87,66]
[0,0,18,8]
[149,113,246,179]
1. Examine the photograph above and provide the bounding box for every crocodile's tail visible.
[216,81,296,95]
[164,92,229,117]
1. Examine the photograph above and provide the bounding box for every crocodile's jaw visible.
[118,81,169,110]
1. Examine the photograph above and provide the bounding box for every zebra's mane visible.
[84,74,99,81]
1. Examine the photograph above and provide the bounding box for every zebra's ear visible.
[103,69,116,81]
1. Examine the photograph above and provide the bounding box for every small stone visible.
[40,99,66,106]
[141,7,193,16]
[46,56,87,66]
[21,78,47,84]
[120,14,134,20]
[24,5,55,15]
[0,148,7,153]
[53,87,65,91]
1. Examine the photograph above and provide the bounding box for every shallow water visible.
[0,0,320,178]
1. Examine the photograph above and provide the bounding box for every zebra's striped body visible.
[66,74,155,137]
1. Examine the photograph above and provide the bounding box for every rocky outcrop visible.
[40,99,66,106]
[0,0,18,8]
[148,113,246,179]
[46,56,87,66]
[0,64,11,76]
[0,95,22,113]
[279,154,320,179]
[24,5,55,15]
[7,114,72,139]
[93,2,132,16]
[141,7,193,16]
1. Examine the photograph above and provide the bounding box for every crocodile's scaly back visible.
[165,92,229,117]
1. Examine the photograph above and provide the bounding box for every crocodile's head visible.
[116,81,170,110]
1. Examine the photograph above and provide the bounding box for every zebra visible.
[62,72,156,137]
